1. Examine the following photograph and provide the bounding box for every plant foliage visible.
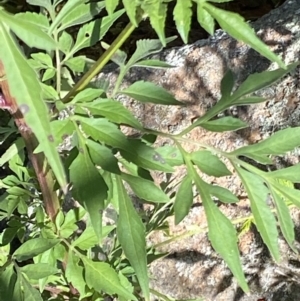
[0,0,298,300]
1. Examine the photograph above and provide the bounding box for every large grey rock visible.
[96,1,300,300]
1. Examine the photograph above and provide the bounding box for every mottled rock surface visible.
[97,1,300,300]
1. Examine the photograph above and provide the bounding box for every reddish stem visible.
[0,61,60,221]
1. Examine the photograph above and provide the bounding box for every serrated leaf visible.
[236,167,280,261]
[65,251,88,297]
[116,176,149,301]
[174,175,193,224]
[197,2,215,35]
[83,257,138,300]
[0,10,56,52]
[192,64,294,127]
[238,217,254,239]
[87,139,120,174]
[50,119,75,147]
[105,0,119,15]
[127,37,177,68]
[271,181,300,208]
[61,207,85,229]
[64,56,87,72]
[269,187,296,252]
[15,12,49,30]
[120,140,174,173]
[191,150,231,177]
[49,0,85,33]
[31,53,53,68]
[70,9,124,56]
[203,3,285,68]
[71,88,104,104]
[200,117,248,132]
[267,164,300,183]
[134,59,174,69]
[79,98,143,130]
[42,68,56,81]
[230,62,298,102]
[122,81,182,105]
[142,1,167,46]
[122,0,138,26]
[76,116,130,150]
[57,2,106,32]
[26,0,52,11]
[208,184,239,203]
[13,238,60,262]
[20,263,58,280]
[186,159,248,292]
[232,127,300,157]
[41,83,59,100]
[69,151,107,241]
[73,225,114,250]
[173,0,192,43]
[118,271,135,298]
[0,23,67,191]
[59,31,74,54]
[121,173,169,203]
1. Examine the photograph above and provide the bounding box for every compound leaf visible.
[186,158,248,292]
[173,0,192,43]
[203,3,285,68]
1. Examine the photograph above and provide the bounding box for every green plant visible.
[0,0,299,300]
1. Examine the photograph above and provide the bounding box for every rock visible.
[96,0,300,300]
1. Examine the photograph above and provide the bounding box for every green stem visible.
[62,16,143,103]
[111,65,127,97]
[54,31,61,95]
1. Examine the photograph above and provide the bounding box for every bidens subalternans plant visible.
[0,0,298,300]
